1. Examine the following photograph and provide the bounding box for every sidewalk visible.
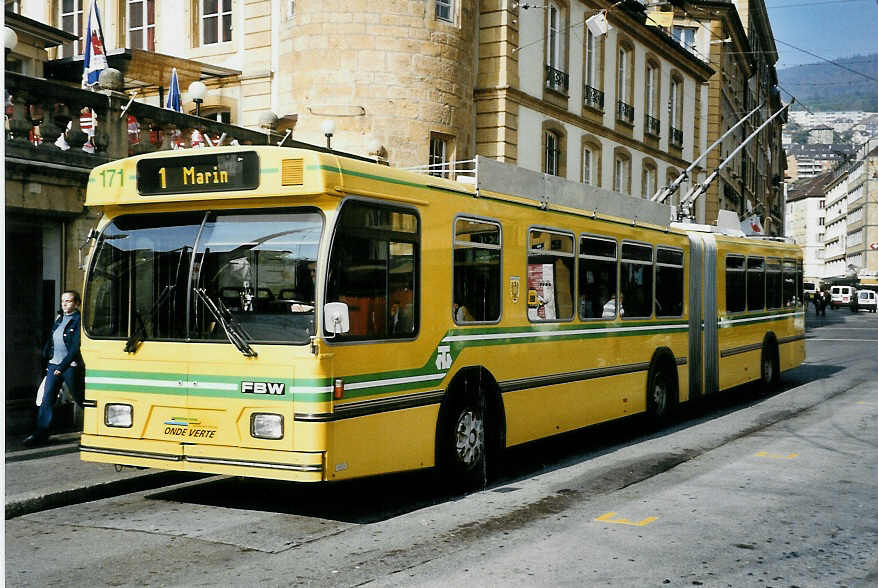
[5,431,189,519]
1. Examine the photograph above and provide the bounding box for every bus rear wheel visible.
[441,386,488,492]
[759,342,780,395]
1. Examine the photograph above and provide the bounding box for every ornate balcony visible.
[545,65,569,94]
[644,114,661,137]
[616,100,634,125]
[583,85,604,110]
[670,126,684,147]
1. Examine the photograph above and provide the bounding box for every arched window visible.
[581,138,602,186]
[613,148,631,194]
[545,130,561,176]
[583,28,604,109]
[669,74,684,147]
[545,1,569,93]
[644,59,661,136]
[616,40,634,124]
[642,159,657,199]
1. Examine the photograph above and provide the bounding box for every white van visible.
[830,285,856,309]
[853,289,877,313]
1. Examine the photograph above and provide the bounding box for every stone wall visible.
[276,1,477,167]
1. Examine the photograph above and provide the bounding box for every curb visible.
[5,470,198,520]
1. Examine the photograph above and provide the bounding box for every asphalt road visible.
[5,308,878,587]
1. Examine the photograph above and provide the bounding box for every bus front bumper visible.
[80,434,326,482]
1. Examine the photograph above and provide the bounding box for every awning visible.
[44,48,240,91]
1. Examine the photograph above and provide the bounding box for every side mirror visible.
[323,302,350,336]
[78,227,98,270]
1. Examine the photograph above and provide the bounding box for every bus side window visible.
[747,256,765,311]
[578,236,617,319]
[782,259,797,307]
[766,257,781,309]
[655,247,684,317]
[620,242,653,319]
[453,218,501,323]
[325,201,419,340]
[725,255,746,313]
[527,229,575,321]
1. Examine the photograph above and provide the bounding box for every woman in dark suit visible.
[24,290,86,447]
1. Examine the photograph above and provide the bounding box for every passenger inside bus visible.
[287,263,317,312]
[602,294,623,318]
[453,300,474,322]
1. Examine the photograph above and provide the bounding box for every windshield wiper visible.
[124,284,175,353]
[192,287,257,357]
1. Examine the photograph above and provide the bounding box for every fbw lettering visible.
[241,381,286,395]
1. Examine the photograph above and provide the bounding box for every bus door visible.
[179,209,323,450]
[686,232,718,398]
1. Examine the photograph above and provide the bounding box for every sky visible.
[766,0,878,69]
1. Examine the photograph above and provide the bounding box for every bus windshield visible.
[84,208,323,347]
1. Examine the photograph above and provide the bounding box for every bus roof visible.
[85,145,800,256]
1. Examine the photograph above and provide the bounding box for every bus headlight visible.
[105,404,133,428]
[251,413,283,440]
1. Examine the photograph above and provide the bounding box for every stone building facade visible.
[27,0,715,212]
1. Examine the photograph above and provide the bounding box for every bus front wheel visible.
[646,360,675,427]
[440,386,488,492]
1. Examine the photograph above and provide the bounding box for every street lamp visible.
[4,26,18,57]
[321,119,336,150]
[188,81,207,117]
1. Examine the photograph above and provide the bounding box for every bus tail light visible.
[334,378,344,400]
[251,413,283,440]
[105,404,133,428]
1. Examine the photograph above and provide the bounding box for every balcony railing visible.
[670,126,684,147]
[583,85,604,110]
[545,65,569,94]
[644,114,661,137]
[5,71,282,170]
[616,100,634,124]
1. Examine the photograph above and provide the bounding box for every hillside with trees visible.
[778,53,878,111]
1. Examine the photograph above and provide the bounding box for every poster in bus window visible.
[527,263,556,320]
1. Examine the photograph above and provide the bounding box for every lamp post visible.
[188,81,207,117]
[321,119,336,150]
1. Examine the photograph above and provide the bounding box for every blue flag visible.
[166,68,182,112]
[82,0,108,88]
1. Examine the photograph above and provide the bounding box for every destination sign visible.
[137,151,260,195]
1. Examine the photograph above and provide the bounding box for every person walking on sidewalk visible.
[24,290,85,447]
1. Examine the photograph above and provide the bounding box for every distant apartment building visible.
[807,125,834,144]
[789,111,877,127]
[822,169,849,279]
[843,143,878,283]
[786,143,853,181]
[785,172,830,283]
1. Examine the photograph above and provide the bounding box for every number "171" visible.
[99,169,124,187]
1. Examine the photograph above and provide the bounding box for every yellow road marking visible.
[755,451,798,459]
[595,512,658,526]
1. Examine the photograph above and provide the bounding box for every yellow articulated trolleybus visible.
[79,145,805,488]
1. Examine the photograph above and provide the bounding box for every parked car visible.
[852,289,877,313]
[830,285,856,310]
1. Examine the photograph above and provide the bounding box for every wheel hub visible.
[653,379,667,414]
[455,409,484,468]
